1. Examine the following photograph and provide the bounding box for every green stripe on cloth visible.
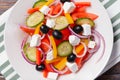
[0,60,10,72]
[0,35,4,43]
[113,23,120,32]
[114,33,120,42]
[0,45,5,54]
[0,23,5,33]
[3,67,14,78]
[104,0,117,9]
[99,0,104,2]
[10,74,20,80]
[111,12,120,23]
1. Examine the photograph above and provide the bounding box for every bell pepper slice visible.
[65,13,74,24]
[36,48,41,65]
[49,35,57,58]
[54,57,67,70]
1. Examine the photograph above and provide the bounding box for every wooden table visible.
[0,0,120,80]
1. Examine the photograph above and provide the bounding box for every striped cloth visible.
[0,0,120,80]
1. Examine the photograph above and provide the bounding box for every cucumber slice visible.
[76,18,95,27]
[33,0,47,8]
[57,41,73,57]
[54,16,69,30]
[26,11,44,28]
[23,43,36,62]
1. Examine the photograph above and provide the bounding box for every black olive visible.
[36,63,45,71]
[40,25,49,34]
[52,30,62,39]
[67,53,76,62]
[73,25,83,34]
[60,0,70,3]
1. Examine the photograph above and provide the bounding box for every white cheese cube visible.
[63,2,76,13]
[88,41,96,49]
[46,19,55,28]
[82,24,91,36]
[69,35,80,46]
[66,62,78,73]
[30,34,41,47]
[40,5,50,15]
[47,72,58,80]
[46,50,54,61]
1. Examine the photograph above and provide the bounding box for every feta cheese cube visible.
[88,41,96,48]
[82,24,91,36]
[40,5,50,15]
[46,50,54,61]
[46,19,55,28]
[47,72,58,80]
[63,2,76,13]
[30,34,41,47]
[69,35,80,46]
[66,62,78,73]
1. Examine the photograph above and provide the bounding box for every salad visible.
[20,0,105,79]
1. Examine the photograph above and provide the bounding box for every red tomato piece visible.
[20,26,35,36]
[40,35,50,53]
[71,12,98,21]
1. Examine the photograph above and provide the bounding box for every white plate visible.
[4,0,113,80]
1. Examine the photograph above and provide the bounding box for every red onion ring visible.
[21,35,36,65]
[68,27,89,38]
[92,30,105,62]
[73,42,87,58]
[38,48,46,62]
[47,2,63,18]
[88,33,100,53]
[50,64,69,74]
[21,34,46,64]
[41,34,45,40]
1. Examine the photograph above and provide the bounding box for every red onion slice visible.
[21,35,46,65]
[92,30,105,62]
[21,35,36,65]
[38,48,46,62]
[68,27,89,38]
[88,33,100,53]
[50,64,69,74]
[74,42,87,58]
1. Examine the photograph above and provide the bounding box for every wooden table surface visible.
[0,0,120,80]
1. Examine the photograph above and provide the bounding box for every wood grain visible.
[0,0,120,80]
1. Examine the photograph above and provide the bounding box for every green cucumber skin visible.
[33,0,47,8]
[57,41,73,57]
[76,18,95,27]
[26,11,44,28]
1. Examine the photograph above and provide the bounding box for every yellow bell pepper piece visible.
[46,57,64,64]
[81,39,89,45]
[75,43,84,54]
[54,57,67,70]
[34,23,43,34]
[65,13,74,24]
[45,0,54,6]
[49,36,57,58]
